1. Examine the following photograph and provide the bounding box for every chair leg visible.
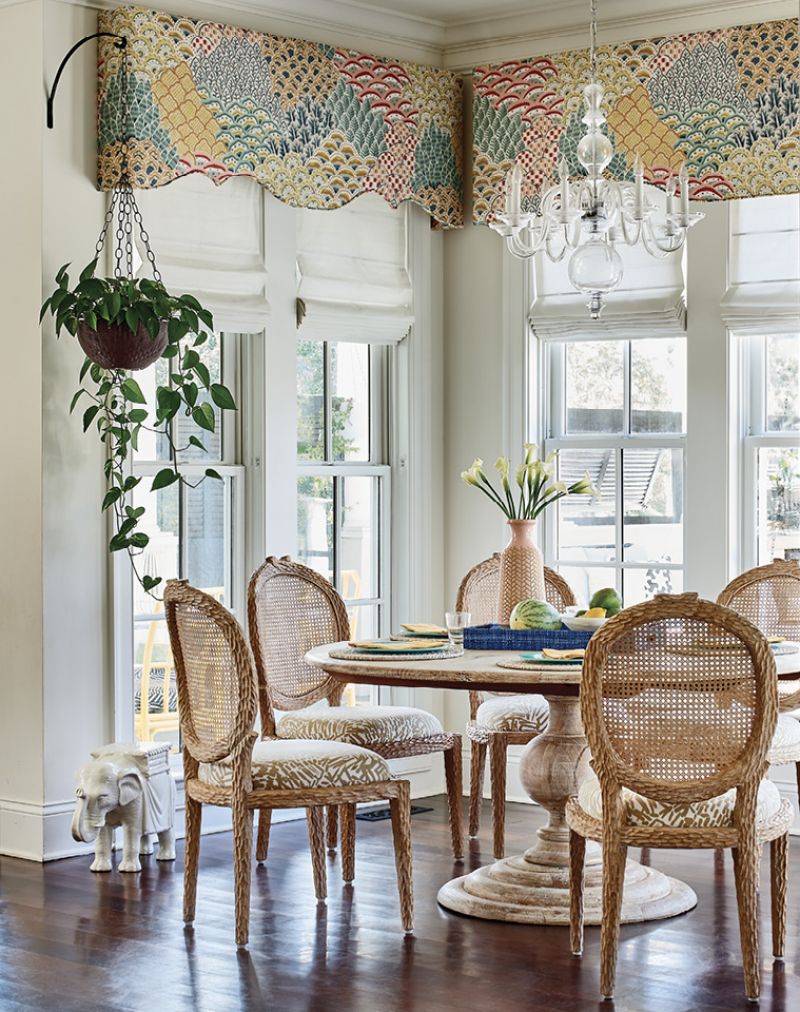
[599,839,628,1001]
[341,803,356,883]
[468,740,487,838]
[306,807,328,900]
[183,797,202,925]
[569,829,586,956]
[770,833,788,959]
[256,808,272,863]
[732,834,761,1001]
[489,734,508,860]
[443,736,464,860]
[326,804,339,851]
[231,800,254,947]
[389,781,414,933]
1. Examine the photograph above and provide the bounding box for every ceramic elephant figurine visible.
[71,743,176,872]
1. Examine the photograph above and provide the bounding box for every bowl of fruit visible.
[560,588,622,631]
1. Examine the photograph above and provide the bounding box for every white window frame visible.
[540,339,687,597]
[736,333,800,570]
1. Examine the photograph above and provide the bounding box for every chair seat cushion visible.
[198,739,390,791]
[769,713,800,765]
[576,771,782,830]
[276,705,443,746]
[474,694,549,734]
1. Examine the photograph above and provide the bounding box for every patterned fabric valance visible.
[473,18,799,223]
[97,7,463,228]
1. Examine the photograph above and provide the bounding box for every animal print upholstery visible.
[276,705,443,746]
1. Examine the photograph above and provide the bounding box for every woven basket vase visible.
[77,319,168,371]
[497,519,546,624]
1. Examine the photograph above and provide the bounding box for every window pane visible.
[557,449,617,562]
[339,476,378,598]
[556,566,618,610]
[134,357,171,461]
[297,339,325,461]
[186,477,232,604]
[132,482,180,616]
[622,449,684,564]
[331,343,370,461]
[757,447,800,564]
[623,566,683,605]
[297,475,333,580]
[176,333,223,462]
[565,341,624,433]
[346,603,380,641]
[766,334,800,432]
[631,339,686,433]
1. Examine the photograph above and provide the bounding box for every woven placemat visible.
[328,645,464,661]
[495,658,583,674]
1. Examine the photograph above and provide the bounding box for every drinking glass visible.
[445,611,471,650]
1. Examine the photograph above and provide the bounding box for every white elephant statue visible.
[72,742,176,873]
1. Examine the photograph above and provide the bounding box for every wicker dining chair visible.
[248,556,464,861]
[164,580,414,946]
[718,558,800,802]
[459,553,577,857]
[566,592,791,1002]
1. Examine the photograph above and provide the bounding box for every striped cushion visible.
[134,668,177,714]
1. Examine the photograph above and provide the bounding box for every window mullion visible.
[323,341,333,462]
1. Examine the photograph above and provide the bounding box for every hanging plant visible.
[40,186,236,597]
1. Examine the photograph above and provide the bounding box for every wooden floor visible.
[1,797,799,1012]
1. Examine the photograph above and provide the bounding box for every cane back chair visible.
[718,559,800,796]
[459,553,577,857]
[248,557,464,861]
[566,592,791,1002]
[164,580,413,946]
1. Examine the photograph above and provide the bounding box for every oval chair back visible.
[718,558,800,641]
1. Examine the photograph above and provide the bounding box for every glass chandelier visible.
[490,0,704,318]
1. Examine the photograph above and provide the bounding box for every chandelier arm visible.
[544,233,570,262]
[641,221,685,258]
[617,213,643,246]
[507,233,539,259]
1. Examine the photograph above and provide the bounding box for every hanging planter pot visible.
[77,318,168,371]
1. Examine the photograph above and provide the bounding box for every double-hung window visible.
[541,337,687,606]
[131,332,245,750]
[296,338,390,660]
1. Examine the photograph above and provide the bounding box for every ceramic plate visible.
[519,651,584,665]
[349,638,449,653]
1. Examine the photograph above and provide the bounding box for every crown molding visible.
[26,0,797,70]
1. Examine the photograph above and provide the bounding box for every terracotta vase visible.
[498,519,546,624]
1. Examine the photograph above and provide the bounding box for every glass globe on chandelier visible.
[490,0,704,318]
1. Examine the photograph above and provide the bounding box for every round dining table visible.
[306,643,800,926]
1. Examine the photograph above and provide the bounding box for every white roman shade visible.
[721,195,800,336]
[530,186,686,341]
[134,175,269,334]
[296,195,413,344]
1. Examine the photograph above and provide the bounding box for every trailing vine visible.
[41,258,236,596]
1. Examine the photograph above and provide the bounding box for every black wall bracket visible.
[47,32,127,129]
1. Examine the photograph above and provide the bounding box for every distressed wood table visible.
[307,644,800,926]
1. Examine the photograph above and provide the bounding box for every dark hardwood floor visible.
[1,797,798,1012]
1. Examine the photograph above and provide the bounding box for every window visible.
[740,333,800,566]
[297,338,390,669]
[541,337,686,606]
[131,333,244,750]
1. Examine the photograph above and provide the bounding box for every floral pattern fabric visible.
[576,771,781,829]
[97,7,463,228]
[276,705,443,746]
[198,738,390,790]
[472,18,799,222]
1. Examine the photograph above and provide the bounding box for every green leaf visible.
[123,475,141,492]
[142,574,162,591]
[39,297,52,323]
[83,309,98,332]
[192,402,215,432]
[79,357,92,382]
[109,291,122,319]
[129,532,149,549]
[205,467,223,480]
[125,505,146,519]
[151,467,179,491]
[125,308,138,333]
[128,408,147,423]
[82,405,100,431]
[156,386,181,421]
[50,288,71,312]
[121,378,147,404]
[192,361,211,388]
[168,318,190,344]
[183,381,198,407]
[193,330,208,347]
[182,349,200,370]
[145,314,161,340]
[77,278,106,300]
[102,487,122,511]
[79,259,98,282]
[162,344,179,358]
[55,263,70,287]
[188,435,206,452]
[69,389,86,413]
[109,533,130,552]
[210,383,237,411]
[197,308,214,329]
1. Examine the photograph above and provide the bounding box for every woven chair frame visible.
[567,591,790,1002]
[458,553,576,857]
[164,580,414,944]
[248,557,464,859]
[718,558,800,710]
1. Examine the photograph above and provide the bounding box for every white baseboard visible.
[1,756,444,862]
